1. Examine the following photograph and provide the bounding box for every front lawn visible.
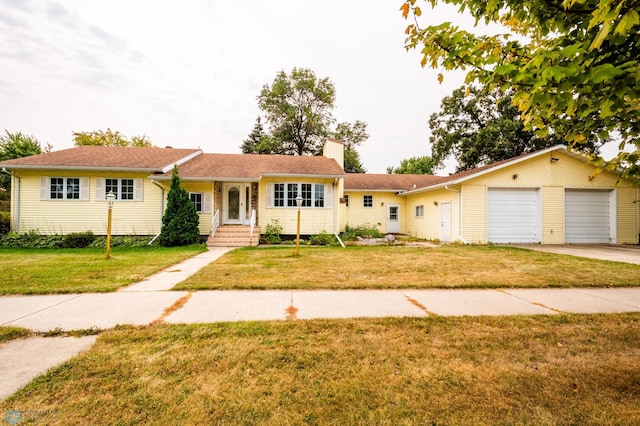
[175,245,640,290]
[2,314,638,424]
[0,245,206,295]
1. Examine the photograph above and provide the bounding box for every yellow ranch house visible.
[1,140,638,245]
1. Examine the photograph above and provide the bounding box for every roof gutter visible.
[444,184,468,245]
[0,164,162,173]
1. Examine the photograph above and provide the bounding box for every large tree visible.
[73,128,152,147]
[429,86,565,171]
[257,67,336,156]
[332,120,369,173]
[387,156,437,174]
[401,0,640,179]
[0,130,51,194]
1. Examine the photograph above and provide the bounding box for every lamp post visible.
[105,191,115,259]
[295,194,303,257]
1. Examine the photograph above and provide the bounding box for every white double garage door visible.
[487,188,614,244]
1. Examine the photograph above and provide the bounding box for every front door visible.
[223,183,251,225]
[387,204,400,233]
[440,202,451,243]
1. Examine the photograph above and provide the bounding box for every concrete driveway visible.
[513,244,640,265]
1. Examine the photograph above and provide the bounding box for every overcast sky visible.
[0,0,485,173]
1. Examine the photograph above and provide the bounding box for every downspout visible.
[444,184,468,245]
[332,179,345,248]
[149,179,165,245]
[1,168,18,232]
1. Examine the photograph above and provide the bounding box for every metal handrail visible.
[211,209,220,237]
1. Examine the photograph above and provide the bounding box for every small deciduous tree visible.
[0,130,51,194]
[158,166,200,247]
[332,121,369,173]
[387,156,437,174]
[73,128,153,147]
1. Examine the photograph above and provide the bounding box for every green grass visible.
[0,326,30,343]
[0,245,206,295]
[2,314,639,425]
[175,245,640,290]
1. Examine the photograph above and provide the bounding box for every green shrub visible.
[260,219,282,244]
[158,166,200,247]
[341,223,384,241]
[0,230,65,248]
[0,211,10,235]
[61,231,96,248]
[310,230,336,246]
[89,235,157,248]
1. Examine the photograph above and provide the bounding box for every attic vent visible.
[413,184,416,189]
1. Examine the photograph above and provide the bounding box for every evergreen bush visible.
[158,166,200,247]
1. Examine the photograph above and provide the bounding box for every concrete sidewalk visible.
[3,288,640,332]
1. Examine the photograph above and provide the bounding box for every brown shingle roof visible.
[344,173,445,191]
[0,146,201,171]
[165,153,345,180]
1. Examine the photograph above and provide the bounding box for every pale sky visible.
[0,0,492,174]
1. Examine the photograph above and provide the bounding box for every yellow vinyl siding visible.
[542,186,564,244]
[181,182,214,235]
[616,187,639,244]
[404,189,458,241]
[15,170,163,235]
[343,191,406,234]
[460,185,485,243]
[260,178,337,235]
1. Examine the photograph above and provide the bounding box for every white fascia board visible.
[161,150,203,173]
[261,173,346,179]
[400,145,571,196]
[344,189,407,193]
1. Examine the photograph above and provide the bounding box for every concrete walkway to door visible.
[512,244,640,265]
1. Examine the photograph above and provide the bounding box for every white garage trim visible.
[564,189,615,243]
[487,188,540,243]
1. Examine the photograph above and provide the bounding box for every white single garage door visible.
[487,188,540,243]
[565,189,612,243]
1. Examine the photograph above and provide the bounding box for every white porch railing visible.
[249,209,256,240]
[211,209,220,237]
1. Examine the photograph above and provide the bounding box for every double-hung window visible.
[105,178,134,200]
[95,178,142,202]
[268,182,331,208]
[190,193,203,213]
[42,177,87,201]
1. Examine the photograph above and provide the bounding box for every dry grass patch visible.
[0,245,206,294]
[175,245,640,290]
[2,314,639,425]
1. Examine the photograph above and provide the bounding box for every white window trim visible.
[95,178,143,202]
[266,182,331,208]
[40,177,89,201]
[363,195,373,208]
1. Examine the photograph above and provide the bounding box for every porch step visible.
[207,225,260,247]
